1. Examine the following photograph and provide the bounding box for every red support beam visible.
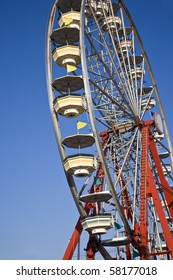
[63,122,173,260]
[147,162,173,259]
[63,217,83,260]
[149,136,173,220]
[139,125,149,259]
[133,121,173,259]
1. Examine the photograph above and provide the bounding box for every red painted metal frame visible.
[147,162,173,258]
[148,126,173,259]
[62,121,173,260]
[138,124,149,259]
[133,120,173,259]
[149,136,173,220]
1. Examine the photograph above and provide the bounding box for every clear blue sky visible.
[0,0,173,260]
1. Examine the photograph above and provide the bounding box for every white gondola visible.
[101,236,130,247]
[117,27,132,38]
[79,191,112,203]
[53,94,86,118]
[101,16,121,32]
[130,67,145,80]
[157,216,172,223]
[138,86,153,96]
[155,244,167,250]
[162,164,172,175]
[159,151,170,159]
[56,0,81,13]
[95,1,109,18]
[52,76,84,92]
[62,134,95,148]
[85,0,96,18]
[125,55,143,66]
[116,39,133,53]
[154,132,164,141]
[81,214,114,235]
[141,97,156,111]
[50,27,79,45]
[58,11,80,29]
[115,27,132,53]
[63,154,97,177]
[154,164,172,176]
[52,45,81,68]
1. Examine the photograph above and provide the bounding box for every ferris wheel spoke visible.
[112,128,139,189]
[88,77,133,120]
[132,130,141,228]
[85,40,136,120]
[102,2,139,116]
[119,9,138,112]
[85,15,138,118]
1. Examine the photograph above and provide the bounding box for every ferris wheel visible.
[46,0,173,260]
